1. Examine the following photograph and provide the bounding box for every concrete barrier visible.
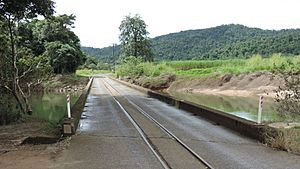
[114,77,288,143]
[111,77,274,141]
[63,77,94,136]
[147,90,266,141]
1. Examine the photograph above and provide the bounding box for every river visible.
[30,92,80,123]
[166,91,284,123]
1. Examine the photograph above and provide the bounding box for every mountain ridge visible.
[81,24,300,62]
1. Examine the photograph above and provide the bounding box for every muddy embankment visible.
[171,72,283,97]
[122,71,283,98]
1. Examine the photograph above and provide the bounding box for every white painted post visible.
[257,96,263,124]
[67,94,71,118]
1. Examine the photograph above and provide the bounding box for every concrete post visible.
[257,96,263,124]
[67,94,71,118]
[63,94,75,136]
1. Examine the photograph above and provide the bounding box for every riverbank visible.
[43,74,89,92]
[0,74,90,168]
[121,71,282,98]
[117,71,300,155]
[168,71,282,98]
[0,116,69,169]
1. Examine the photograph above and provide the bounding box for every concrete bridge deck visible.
[53,77,300,169]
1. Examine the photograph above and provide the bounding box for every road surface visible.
[54,76,300,169]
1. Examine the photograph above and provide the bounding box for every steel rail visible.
[102,80,171,169]
[103,78,214,169]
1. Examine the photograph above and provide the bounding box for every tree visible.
[0,0,55,114]
[19,14,86,74]
[44,41,85,74]
[119,14,153,62]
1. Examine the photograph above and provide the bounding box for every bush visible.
[275,62,300,120]
[246,54,265,71]
[265,127,300,154]
[116,56,175,78]
[141,62,174,77]
[269,54,286,69]
[0,91,21,125]
[116,56,144,77]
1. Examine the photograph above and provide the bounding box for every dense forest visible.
[82,24,300,61]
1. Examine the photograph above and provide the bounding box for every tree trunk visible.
[7,16,31,114]
[17,83,32,114]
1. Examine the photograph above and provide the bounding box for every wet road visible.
[55,77,300,169]
[53,78,163,169]
[106,77,300,169]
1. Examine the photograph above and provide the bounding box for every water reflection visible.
[30,92,80,123]
[166,91,281,122]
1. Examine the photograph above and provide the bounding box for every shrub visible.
[0,91,21,125]
[116,56,144,77]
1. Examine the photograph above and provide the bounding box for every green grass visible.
[166,54,300,77]
[115,54,300,78]
[76,69,111,77]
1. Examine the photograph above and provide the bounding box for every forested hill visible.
[81,46,121,63]
[82,24,300,61]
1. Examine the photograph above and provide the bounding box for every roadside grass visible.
[164,54,300,77]
[76,69,111,77]
[115,54,299,79]
[140,62,175,77]
[116,59,176,78]
[265,127,300,155]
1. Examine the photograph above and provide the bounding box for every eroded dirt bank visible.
[0,117,70,169]
[167,71,283,97]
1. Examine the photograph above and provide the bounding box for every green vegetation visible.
[0,0,56,117]
[153,24,300,60]
[167,54,300,77]
[22,14,86,74]
[76,69,111,77]
[117,54,299,78]
[0,0,85,124]
[0,89,21,125]
[119,14,153,62]
[116,56,174,78]
[82,24,300,61]
[81,46,120,64]
[79,55,113,70]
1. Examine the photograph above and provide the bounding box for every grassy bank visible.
[76,69,111,77]
[167,54,300,77]
[115,54,300,154]
[116,54,300,78]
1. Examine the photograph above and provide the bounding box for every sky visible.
[53,0,300,48]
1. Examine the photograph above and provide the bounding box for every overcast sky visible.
[53,0,300,48]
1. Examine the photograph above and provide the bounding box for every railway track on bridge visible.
[102,77,213,169]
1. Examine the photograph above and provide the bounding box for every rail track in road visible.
[102,77,213,169]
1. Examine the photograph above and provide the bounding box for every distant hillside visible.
[82,24,300,61]
[81,45,121,63]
